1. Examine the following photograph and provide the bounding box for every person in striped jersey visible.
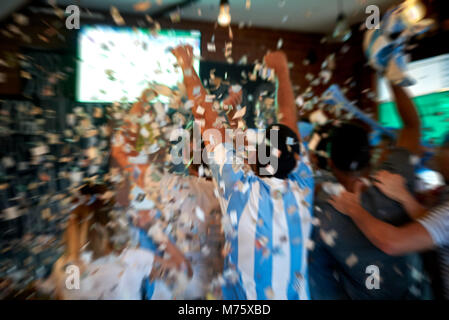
[329,137,449,299]
[171,46,314,300]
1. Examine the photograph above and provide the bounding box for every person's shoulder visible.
[319,182,344,199]
[314,186,341,217]
[288,158,314,187]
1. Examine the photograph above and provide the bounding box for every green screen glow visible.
[379,91,449,145]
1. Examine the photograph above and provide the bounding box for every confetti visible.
[196,106,205,115]
[276,38,283,49]
[305,239,315,251]
[228,26,233,40]
[230,210,238,226]
[345,253,359,267]
[145,14,154,23]
[31,145,49,156]
[170,12,181,23]
[193,86,201,96]
[286,137,295,145]
[110,6,125,25]
[320,229,338,247]
[2,206,22,220]
[133,1,151,12]
[232,107,246,120]
[195,207,205,222]
[265,287,275,299]
[20,71,32,79]
[13,13,29,26]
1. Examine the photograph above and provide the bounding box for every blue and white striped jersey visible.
[418,200,449,248]
[207,143,315,300]
[418,194,449,299]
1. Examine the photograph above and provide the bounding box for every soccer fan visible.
[329,135,449,299]
[110,81,236,299]
[40,184,188,299]
[172,45,314,300]
[308,80,433,299]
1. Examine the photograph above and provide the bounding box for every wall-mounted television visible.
[76,25,201,103]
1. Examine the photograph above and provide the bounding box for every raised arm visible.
[389,83,422,155]
[110,97,145,171]
[328,181,433,256]
[345,206,432,256]
[171,45,223,144]
[172,46,207,101]
[264,51,300,139]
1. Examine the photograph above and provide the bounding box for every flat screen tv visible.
[76,25,201,103]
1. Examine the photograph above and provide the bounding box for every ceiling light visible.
[218,0,231,27]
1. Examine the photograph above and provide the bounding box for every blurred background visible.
[0,0,448,299]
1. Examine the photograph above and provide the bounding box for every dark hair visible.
[330,123,371,172]
[256,123,300,179]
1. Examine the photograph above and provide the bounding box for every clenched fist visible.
[264,50,289,74]
[171,45,194,69]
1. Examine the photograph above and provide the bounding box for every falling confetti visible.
[345,253,359,267]
[110,6,125,25]
[133,1,151,12]
[277,38,283,49]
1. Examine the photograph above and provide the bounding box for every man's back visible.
[309,148,432,299]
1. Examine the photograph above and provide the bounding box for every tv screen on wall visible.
[76,25,201,103]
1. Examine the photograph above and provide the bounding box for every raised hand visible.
[328,180,365,217]
[264,50,289,74]
[171,45,194,69]
[263,50,299,137]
